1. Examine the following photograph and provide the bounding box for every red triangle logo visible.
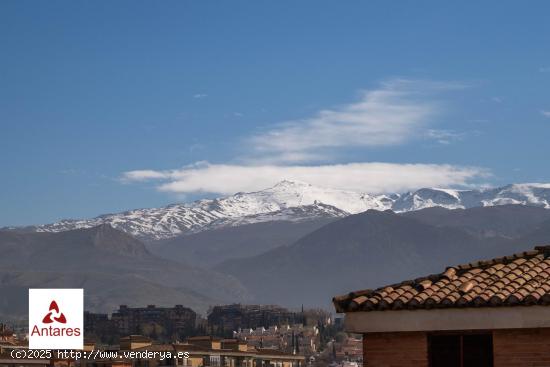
[42,300,67,324]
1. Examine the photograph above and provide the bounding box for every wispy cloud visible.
[539,66,550,73]
[425,129,465,145]
[122,170,168,181]
[122,79,485,196]
[193,93,208,99]
[248,79,468,163]
[122,161,488,195]
[541,110,550,118]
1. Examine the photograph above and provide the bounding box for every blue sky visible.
[1,1,549,226]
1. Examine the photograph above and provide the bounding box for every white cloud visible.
[248,79,466,163]
[122,79,485,197]
[193,93,208,99]
[425,129,465,145]
[122,161,489,195]
[539,66,550,73]
[541,110,550,118]
[121,170,168,182]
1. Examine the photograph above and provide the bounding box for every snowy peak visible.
[391,184,550,212]
[391,188,468,212]
[31,181,550,240]
[218,179,384,215]
[270,179,312,189]
[484,183,550,207]
[33,180,361,240]
[206,202,348,229]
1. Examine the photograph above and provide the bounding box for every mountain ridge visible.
[12,181,550,241]
[215,209,524,307]
[0,224,250,316]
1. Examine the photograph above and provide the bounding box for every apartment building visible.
[84,335,304,367]
[207,305,304,337]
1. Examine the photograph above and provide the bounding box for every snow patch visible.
[32,181,550,240]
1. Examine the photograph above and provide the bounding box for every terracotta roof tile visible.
[333,245,550,312]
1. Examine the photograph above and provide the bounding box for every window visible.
[428,333,493,367]
[210,356,221,367]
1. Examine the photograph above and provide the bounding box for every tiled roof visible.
[187,336,222,341]
[119,335,152,342]
[333,245,550,313]
[174,343,210,352]
[131,344,174,352]
[255,348,298,356]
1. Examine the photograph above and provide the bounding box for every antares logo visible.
[29,289,83,350]
[42,300,67,324]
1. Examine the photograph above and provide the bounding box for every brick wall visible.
[363,332,428,367]
[362,328,550,366]
[493,328,550,367]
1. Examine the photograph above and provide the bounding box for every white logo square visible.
[28,288,84,350]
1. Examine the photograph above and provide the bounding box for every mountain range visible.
[0,225,249,318]
[3,181,550,318]
[20,181,550,241]
[216,205,550,308]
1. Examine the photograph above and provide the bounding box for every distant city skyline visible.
[1,1,549,226]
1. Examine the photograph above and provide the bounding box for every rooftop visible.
[131,344,174,352]
[333,245,550,313]
[187,336,222,341]
[119,335,152,342]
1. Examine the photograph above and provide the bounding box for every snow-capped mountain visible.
[391,183,550,212]
[31,181,550,240]
[32,181,384,240]
[207,202,349,229]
